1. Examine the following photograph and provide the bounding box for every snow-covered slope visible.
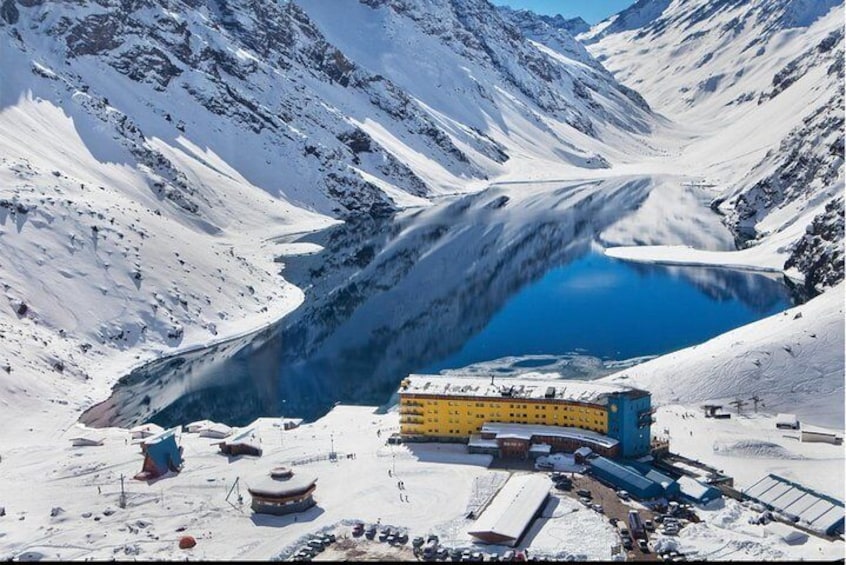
[604,282,845,429]
[584,0,845,293]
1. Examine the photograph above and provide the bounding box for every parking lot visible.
[286,470,699,562]
[563,474,659,562]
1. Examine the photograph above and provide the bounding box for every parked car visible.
[471,551,484,561]
[423,540,439,559]
[592,504,604,514]
[321,533,336,544]
[306,540,324,552]
[396,532,409,545]
[644,520,655,531]
[364,525,377,539]
[449,548,463,561]
[502,550,515,561]
[577,489,592,499]
[352,523,364,537]
[638,539,650,553]
[427,534,440,544]
[622,538,633,551]
[617,490,630,501]
[413,536,426,548]
[436,547,449,560]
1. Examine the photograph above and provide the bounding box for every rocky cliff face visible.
[585,0,845,292]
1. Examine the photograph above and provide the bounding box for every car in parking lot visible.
[364,525,377,539]
[644,520,655,531]
[617,490,630,501]
[502,550,515,561]
[396,532,409,545]
[622,537,633,551]
[352,523,364,537]
[436,547,449,560]
[577,489,592,499]
[306,539,324,552]
[412,536,425,548]
[470,551,484,561]
[592,504,604,514]
[638,539,650,553]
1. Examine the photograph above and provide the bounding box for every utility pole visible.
[280,399,287,447]
[749,395,764,413]
[729,399,748,414]
[119,474,126,509]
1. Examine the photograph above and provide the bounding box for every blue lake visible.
[81,191,797,429]
[426,253,791,372]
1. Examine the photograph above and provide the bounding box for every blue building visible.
[645,469,681,498]
[677,476,722,505]
[136,428,183,480]
[588,456,664,499]
[606,389,653,458]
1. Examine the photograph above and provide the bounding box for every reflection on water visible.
[81,181,794,428]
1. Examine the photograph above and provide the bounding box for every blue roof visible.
[645,469,676,487]
[589,456,659,493]
[144,431,183,474]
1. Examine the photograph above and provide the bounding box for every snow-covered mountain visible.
[0,0,658,412]
[583,0,844,294]
[0,0,842,438]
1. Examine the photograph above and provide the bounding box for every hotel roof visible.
[401,374,645,405]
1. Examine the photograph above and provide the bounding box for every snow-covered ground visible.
[0,405,841,561]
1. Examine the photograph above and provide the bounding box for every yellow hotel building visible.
[398,374,653,458]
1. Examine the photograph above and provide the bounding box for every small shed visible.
[69,434,105,447]
[775,414,799,430]
[800,427,842,445]
[198,422,233,439]
[574,446,593,464]
[529,443,551,459]
[185,420,215,433]
[218,427,262,457]
[130,423,165,440]
[135,428,183,480]
[677,476,722,504]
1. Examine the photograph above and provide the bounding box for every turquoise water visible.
[425,253,791,372]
